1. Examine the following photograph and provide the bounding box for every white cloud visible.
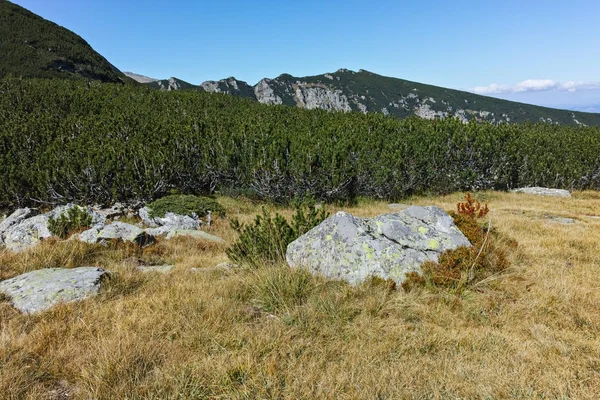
[471,79,600,95]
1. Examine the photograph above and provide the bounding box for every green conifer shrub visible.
[48,206,93,239]
[147,195,225,219]
[227,200,329,268]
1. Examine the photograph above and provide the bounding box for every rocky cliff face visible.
[254,78,284,105]
[201,77,255,99]
[136,68,599,126]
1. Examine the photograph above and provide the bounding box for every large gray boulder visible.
[511,187,571,198]
[0,204,105,252]
[139,207,201,233]
[286,206,470,285]
[0,267,109,313]
[96,222,154,247]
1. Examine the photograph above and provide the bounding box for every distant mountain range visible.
[125,70,600,126]
[3,0,599,126]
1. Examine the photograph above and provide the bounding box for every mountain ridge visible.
[133,68,600,126]
[2,0,598,126]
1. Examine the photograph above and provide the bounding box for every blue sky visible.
[11,0,600,111]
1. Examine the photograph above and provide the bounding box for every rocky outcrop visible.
[511,187,571,198]
[293,84,352,111]
[138,207,200,233]
[286,206,470,285]
[0,205,104,252]
[254,78,283,105]
[0,208,33,246]
[159,77,182,91]
[0,267,109,313]
[200,77,255,98]
[1,202,221,251]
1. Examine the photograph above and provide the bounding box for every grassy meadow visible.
[1,191,600,399]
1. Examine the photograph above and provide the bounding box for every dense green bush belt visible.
[1,77,599,208]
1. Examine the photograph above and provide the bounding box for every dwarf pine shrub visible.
[48,206,93,239]
[227,199,329,268]
[147,194,225,219]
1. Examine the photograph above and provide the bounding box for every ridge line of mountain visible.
[124,69,600,126]
[2,0,598,126]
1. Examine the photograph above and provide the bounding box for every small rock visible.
[511,187,571,198]
[92,203,124,220]
[215,262,239,269]
[139,207,201,234]
[97,222,154,247]
[0,267,109,313]
[137,265,173,273]
[546,216,577,225]
[165,229,225,243]
[138,206,158,227]
[78,227,102,244]
[3,213,54,252]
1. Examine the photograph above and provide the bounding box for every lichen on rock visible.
[286,206,470,285]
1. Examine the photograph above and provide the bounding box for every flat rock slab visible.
[137,265,174,273]
[512,187,571,198]
[287,206,471,285]
[546,217,577,225]
[0,267,109,314]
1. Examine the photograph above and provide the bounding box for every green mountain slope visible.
[0,0,126,83]
[145,68,600,126]
[248,69,600,126]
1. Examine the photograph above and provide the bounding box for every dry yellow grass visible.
[1,191,600,399]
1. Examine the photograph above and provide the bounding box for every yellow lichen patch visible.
[362,242,375,260]
[427,238,440,250]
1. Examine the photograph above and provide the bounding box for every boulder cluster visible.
[0,203,223,253]
[0,187,569,314]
